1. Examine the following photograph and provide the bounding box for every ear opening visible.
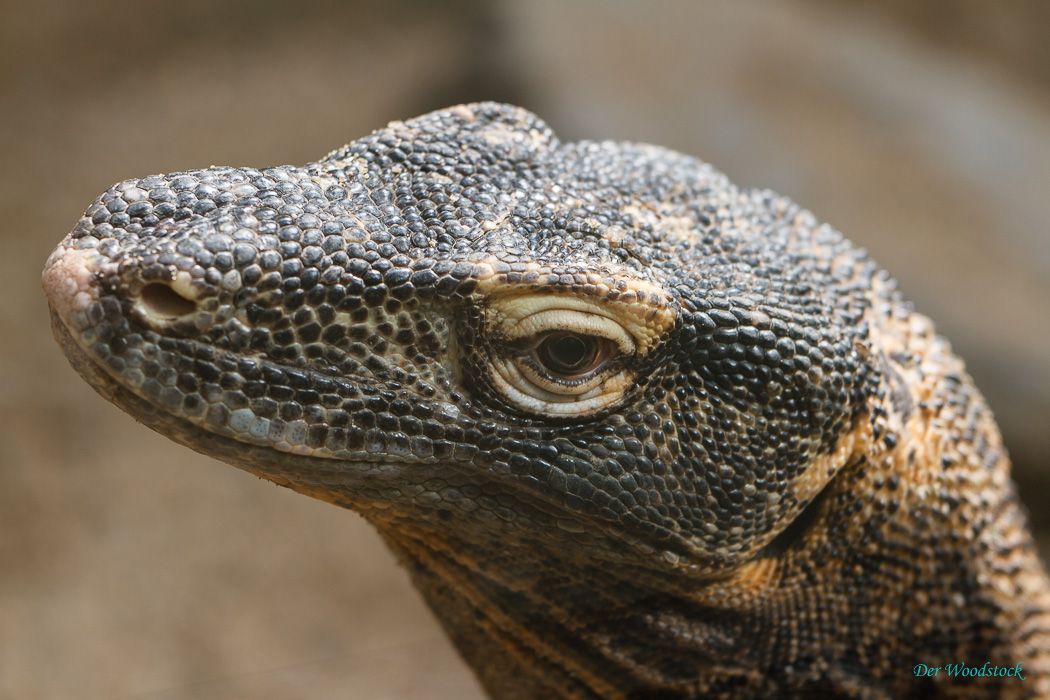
[760,477,833,558]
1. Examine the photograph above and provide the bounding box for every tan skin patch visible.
[472,260,677,354]
[620,203,697,246]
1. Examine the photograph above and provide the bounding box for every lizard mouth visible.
[42,238,469,471]
[41,244,442,499]
[47,300,476,519]
[42,244,275,470]
[45,304,384,491]
[46,301,340,485]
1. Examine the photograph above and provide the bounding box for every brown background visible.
[2,1,1048,698]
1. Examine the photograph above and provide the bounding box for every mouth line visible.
[47,304,417,489]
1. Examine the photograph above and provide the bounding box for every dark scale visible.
[43,103,1050,699]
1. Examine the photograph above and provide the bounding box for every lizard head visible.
[43,103,877,576]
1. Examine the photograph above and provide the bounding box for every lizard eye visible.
[486,304,636,418]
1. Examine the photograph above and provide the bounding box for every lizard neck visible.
[368,510,761,699]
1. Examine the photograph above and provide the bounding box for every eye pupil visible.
[550,335,588,367]
[539,332,598,374]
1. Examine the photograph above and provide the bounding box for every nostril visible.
[139,282,197,319]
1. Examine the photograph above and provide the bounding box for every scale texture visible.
[43,103,1050,698]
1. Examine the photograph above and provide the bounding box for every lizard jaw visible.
[42,245,440,502]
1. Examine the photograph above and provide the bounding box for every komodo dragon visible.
[43,102,1050,698]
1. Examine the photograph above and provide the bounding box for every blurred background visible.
[2,1,1048,698]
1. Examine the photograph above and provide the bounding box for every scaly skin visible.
[43,103,1050,698]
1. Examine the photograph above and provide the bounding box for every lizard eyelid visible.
[487,306,637,417]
